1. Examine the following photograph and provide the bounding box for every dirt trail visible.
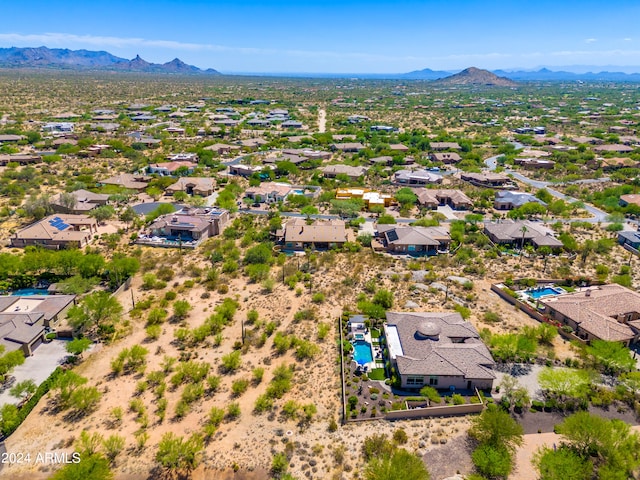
[318,108,326,133]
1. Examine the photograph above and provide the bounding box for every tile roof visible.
[284,218,347,243]
[386,312,495,380]
[542,284,640,342]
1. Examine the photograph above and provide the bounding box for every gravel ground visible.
[493,363,546,401]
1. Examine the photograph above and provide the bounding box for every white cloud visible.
[584,38,597,44]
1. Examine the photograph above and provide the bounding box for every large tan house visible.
[384,311,495,391]
[165,177,215,197]
[138,208,229,248]
[50,189,110,214]
[377,225,451,255]
[280,218,348,251]
[541,284,640,345]
[10,215,98,249]
[0,295,76,356]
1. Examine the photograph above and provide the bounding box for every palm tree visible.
[519,225,528,263]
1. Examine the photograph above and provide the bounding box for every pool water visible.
[527,287,564,300]
[353,340,373,364]
[11,288,49,296]
[354,333,365,340]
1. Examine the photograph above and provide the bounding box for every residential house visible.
[394,169,442,186]
[593,144,635,154]
[541,284,640,345]
[377,225,451,255]
[601,158,639,170]
[204,143,241,155]
[138,208,229,248]
[389,144,409,152]
[0,134,25,142]
[229,164,275,177]
[42,122,74,133]
[320,165,368,180]
[99,173,150,192]
[430,152,461,164]
[281,120,303,129]
[619,194,640,208]
[10,214,98,249]
[483,220,563,249]
[0,154,42,166]
[571,136,603,145]
[238,138,268,150]
[166,177,216,197]
[618,230,640,251]
[430,142,461,151]
[414,189,473,210]
[514,158,556,169]
[0,295,76,356]
[280,218,348,251]
[148,161,197,176]
[461,172,514,189]
[383,311,495,390]
[50,189,110,214]
[245,182,295,204]
[369,156,393,166]
[330,142,366,153]
[335,188,394,210]
[493,191,546,210]
[348,115,370,123]
[370,125,396,132]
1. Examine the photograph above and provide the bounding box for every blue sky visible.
[2,0,640,73]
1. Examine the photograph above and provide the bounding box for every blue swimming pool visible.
[527,287,565,300]
[11,288,49,296]
[353,340,373,364]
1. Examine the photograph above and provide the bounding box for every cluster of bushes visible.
[254,364,294,414]
[0,367,64,436]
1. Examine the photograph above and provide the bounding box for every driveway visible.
[493,363,546,401]
[0,340,72,407]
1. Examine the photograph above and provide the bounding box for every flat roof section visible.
[385,325,404,360]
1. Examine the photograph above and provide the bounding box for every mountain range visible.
[0,47,220,74]
[2,46,640,81]
[431,67,518,86]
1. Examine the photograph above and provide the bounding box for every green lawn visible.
[371,329,381,339]
[369,368,386,381]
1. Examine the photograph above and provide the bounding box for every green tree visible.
[555,411,640,477]
[300,205,319,219]
[395,188,418,208]
[471,444,513,478]
[364,448,430,480]
[584,340,636,375]
[533,446,593,480]
[156,432,204,475]
[89,205,116,224]
[468,404,524,454]
[49,453,113,480]
[377,214,397,224]
[67,291,123,334]
[537,367,593,403]
[66,337,92,356]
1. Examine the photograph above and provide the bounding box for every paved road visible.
[483,146,610,223]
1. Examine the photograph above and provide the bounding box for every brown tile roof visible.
[386,312,495,379]
[543,284,639,342]
[284,218,347,243]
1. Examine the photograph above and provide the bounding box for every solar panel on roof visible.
[58,223,70,230]
[386,230,399,242]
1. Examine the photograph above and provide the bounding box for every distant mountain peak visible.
[0,46,221,75]
[435,66,518,86]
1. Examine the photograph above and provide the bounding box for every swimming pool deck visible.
[348,329,382,371]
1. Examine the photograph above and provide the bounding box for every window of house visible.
[406,376,424,386]
[429,376,438,386]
